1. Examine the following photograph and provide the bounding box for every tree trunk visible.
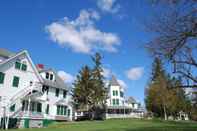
[163,105,167,120]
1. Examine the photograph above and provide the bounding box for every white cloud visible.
[102,67,112,78]
[58,71,75,84]
[126,67,144,80]
[97,0,120,13]
[117,79,127,89]
[46,9,120,54]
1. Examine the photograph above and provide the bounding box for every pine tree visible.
[145,57,191,120]
[72,65,93,112]
[72,53,107,120]
[91,53,108,119]
[145,57,169,120]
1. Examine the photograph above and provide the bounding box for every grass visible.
[7,119,197,131]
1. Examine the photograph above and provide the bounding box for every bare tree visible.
[146,0,197,88]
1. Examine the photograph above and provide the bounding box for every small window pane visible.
[46,73,49,79]
[67,109,70,116]
[21,64,27,71]
[55,89,59,97]
[50,74,53,80]
[46,104,49,114]
[15,61,21,69]
[10,104,15,112]
[63,90,67,98]
[113,91,115,96]
[37,103,42,112]
[112,99,116,105]
[0,72,5,84]
[12,76,19,87]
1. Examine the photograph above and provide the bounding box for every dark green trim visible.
[12,76,19,87]
[43,119,54,127]
[21,64,27,71]
[10,104,15,112]
[24,118,29,128]
[15,61,21,70]
[0,72,5,84]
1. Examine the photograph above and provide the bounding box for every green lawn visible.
[8,119,197,131]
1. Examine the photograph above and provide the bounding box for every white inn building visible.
[0,49,72,129]
[106,75,144,119]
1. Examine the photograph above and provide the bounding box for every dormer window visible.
[21,61,27,71]
[50,74,53,80]
[46,72,49,79]
[15,61,21,69]
[15,61,27,71]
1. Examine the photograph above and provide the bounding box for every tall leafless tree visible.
[146,0,197,88]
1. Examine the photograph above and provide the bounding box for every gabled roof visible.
[0,49,43,83]
[39,69,68,90]
[0,48,15,58]
[110,75,120,86]
[127,97,137,104]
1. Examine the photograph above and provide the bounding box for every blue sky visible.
[0,0,156,104]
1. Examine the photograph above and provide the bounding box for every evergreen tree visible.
[145,57,191,120]
[72,65,93,112]
[72,53,107,120]
[91,53,108,119]
[145,57,170,120]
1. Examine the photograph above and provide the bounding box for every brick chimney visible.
[36,64,44,70]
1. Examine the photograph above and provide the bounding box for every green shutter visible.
[64,107,67,116]
[37,103,42,112]
[113,91,115,96]
[12,76,19,87]
[67,109,70,116]
[112,99,116,105]
[10,104,15,112]
[120,91,123,97]
[46,104,49,114]
[21,64,27,71]
[63,90,67,98]
[55,89,59,97]
[0,72,5,84]
[116,99,119,105]
[15,61,21,69]
[57,105,60,115]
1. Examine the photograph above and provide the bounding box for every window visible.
[60,106,64,115]
[113,91,116,96]
[120,91,124,97]
[46,73,49,79]
[37,103,42,112]
[12,76,20,87]
[63,90,67,98]
[116,99,119,105]
[21,64,27,71]
[50,74,53,80]
[56,105,67,115]
[0,72,5,84]
[42,86,49,95]
[30,102,36,112]
[55,88,59,97]
[57,105,60,115]
[15,61,27,71]
[116,91,118,96]
[46,104,49,114]
[10,104,15,112]
[112,99,116,105]
[67,109,70,116]
[15,61,21,70]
